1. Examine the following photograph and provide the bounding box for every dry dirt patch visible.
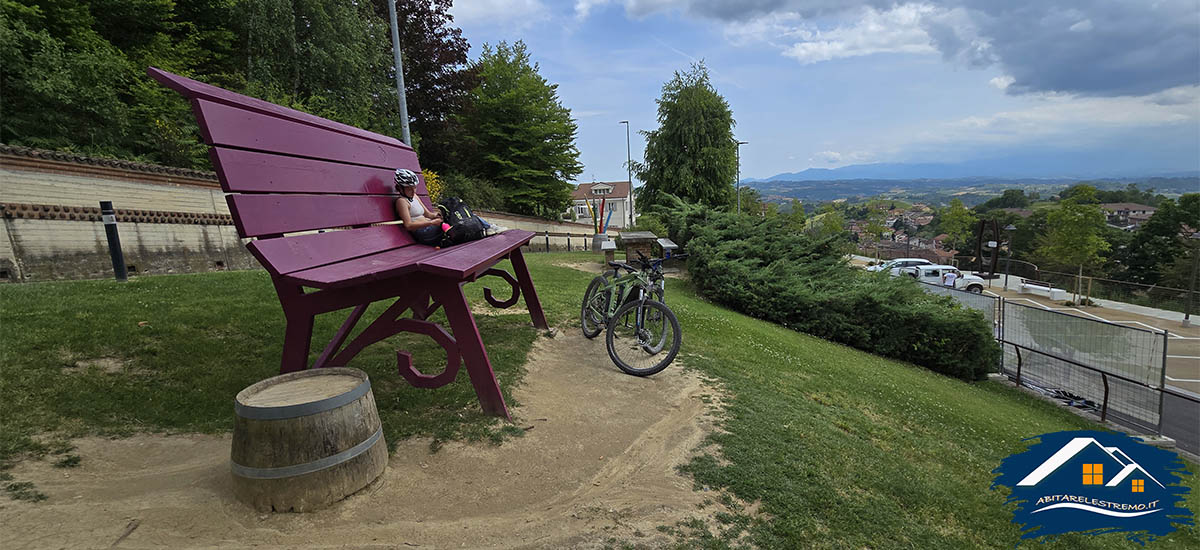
[2,329,721,549]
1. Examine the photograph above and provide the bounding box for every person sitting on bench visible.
[394,169,445,246]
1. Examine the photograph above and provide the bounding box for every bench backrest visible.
[1023,279,1052,288]
[148,67,434,277]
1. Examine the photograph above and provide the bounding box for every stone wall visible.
[0,145,615,281]
[1,146,249,282]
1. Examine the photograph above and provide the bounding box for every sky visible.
[447,1,1200,182]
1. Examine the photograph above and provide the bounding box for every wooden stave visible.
[230,368,387,512]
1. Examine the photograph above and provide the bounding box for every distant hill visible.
[746,176,1199,206]
[749,157,1200,183]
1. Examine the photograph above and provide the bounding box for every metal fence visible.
[1000,302,1168,433]
[918,281,1000,336]
[1036,269,1193,313]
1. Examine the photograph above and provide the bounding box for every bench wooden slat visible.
[148,67,404,151]
[194,99,417,169]
[417,231,535,279]
[228,194,399,237]
[212,147,430,196]
[248,225,417,277]
[283,245,442,288]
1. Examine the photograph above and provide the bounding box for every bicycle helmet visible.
[394,168,420,190]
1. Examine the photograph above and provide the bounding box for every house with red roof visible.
[569,181,633,229]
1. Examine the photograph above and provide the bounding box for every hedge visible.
[660,202,999,381]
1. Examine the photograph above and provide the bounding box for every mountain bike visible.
[580,253,681,376]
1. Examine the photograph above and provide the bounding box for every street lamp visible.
[1184,231,1200,328]
[1003,224,1017,291]
[734,140,748,214]
[619,121,632,227]
[386,1,411,145]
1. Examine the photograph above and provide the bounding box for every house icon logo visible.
[992,430,1193,544]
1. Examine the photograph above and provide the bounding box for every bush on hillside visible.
[658,200,999,381]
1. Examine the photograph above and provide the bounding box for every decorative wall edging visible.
[0,202,234,225]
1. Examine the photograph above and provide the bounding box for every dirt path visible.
[0,330,720,549]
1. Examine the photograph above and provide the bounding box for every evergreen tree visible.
[460,41,581,218]
[632,62,736,210]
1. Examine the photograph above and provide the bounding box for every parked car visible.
[898,264,986,293]
[866,258,933,275]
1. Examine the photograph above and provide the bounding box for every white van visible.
[899,264,986,293]
[866,258,933,275]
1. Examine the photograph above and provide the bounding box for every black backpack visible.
[437,197,485,247]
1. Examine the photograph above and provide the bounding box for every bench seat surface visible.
[282,230,535,289]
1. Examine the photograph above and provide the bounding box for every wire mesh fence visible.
[918,281,1000,336]
[1000,302,1167,433]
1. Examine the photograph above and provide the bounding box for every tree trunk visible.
[1075,264,1083,304]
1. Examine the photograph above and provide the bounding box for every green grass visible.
[1,252,1196,548]
[0,257,588,471]
[663,277,1199,549]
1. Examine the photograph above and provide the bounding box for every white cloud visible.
[810,150,874,164]
[1068,19,1093,32]
[723,4,938,64]
[450,0,548,28]
[989,75,1014,90]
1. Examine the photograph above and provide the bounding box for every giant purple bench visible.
[149,67,547,420]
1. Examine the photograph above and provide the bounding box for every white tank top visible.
[406,196,424,218]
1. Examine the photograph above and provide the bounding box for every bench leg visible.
[279,314,315,373]
[432,280,510,420]
[275,281,315,374]
[509,248,548,330]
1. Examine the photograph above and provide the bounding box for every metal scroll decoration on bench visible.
[148,67,548,420]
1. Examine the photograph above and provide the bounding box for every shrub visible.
[661,202,999,381]
[437,172,504,211]
[629,213,668,236]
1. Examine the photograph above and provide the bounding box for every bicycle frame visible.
[593,267,654,322]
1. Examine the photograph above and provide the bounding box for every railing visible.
[1035,269,1193,313]
[1003,341,1163,428]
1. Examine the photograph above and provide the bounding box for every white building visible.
[568,181,633,230]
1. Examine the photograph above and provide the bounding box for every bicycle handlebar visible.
[607,261,638,273]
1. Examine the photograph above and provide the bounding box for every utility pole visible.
[386,1,411,146]
[735,140,748,214]
[620,120,633,227]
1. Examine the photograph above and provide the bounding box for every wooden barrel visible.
[231,368,387,512]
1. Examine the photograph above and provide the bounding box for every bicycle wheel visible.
[606,299,681,376]
[581,276,610,339]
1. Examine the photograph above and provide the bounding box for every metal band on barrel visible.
[230,427,382,480]
[235,378,371,420]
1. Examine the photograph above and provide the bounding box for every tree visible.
[939,199,977,251]
[373,0,475,172]
[632,62,736,211]
[1035,187,1111,301]
[1116,193,1200,284]
[1058,183,1101,203]
[785,199,806,232]
[975,189,1031,212]
[863,208,887,259]
[459,41,581,218]
[809,204,846,240]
